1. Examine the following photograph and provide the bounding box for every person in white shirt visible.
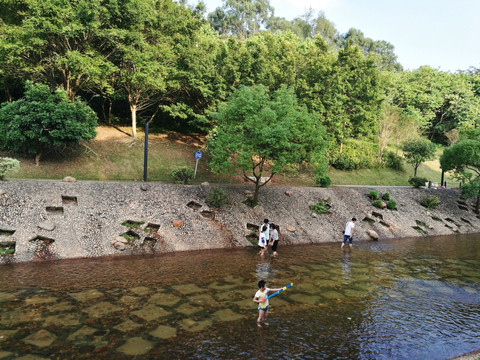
[257,226,267,256]
[341,217,357,249]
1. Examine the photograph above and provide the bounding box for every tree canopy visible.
[207,84,328,204]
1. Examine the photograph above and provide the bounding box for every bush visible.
[408,177,428,188]
[373,200,383,208]
[369,190,379,200]
[382,192,390,201]
[387,200,397,210]
[383,151,403,170]
[309,201,330,214]
[0,157,20,180]
[207,187,228,208]
[171,166,194,184]
[329,139,378,170]
[420,195,439,209]
[315,175,331,187]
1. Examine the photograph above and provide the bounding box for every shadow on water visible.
[0,234,479,359]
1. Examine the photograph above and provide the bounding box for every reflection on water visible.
[0,234,479,359]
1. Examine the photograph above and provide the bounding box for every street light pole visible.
[143,122,149,182]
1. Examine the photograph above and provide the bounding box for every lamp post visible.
[143,122,149,182]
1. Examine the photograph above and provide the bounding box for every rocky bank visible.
[1,179,479,264]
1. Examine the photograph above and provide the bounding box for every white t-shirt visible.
[270,229,278,241]
[258,233,266,247]
[255,288,271,309]
[344,221,355,236]
[259,223,270,240]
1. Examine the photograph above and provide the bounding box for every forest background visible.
[1,0,479,189]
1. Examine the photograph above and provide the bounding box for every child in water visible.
[253,280,282,327]
[257,225,267,256]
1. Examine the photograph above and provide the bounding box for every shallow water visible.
[0,234,479,359]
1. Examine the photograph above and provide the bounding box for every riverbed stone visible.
[25,295,58,305]
[38,221,55,231]
[132,304,170,321]
[114,242,126,250]
[43,313,81,327]
[289,294,321,304]
[148,292,181,306]
[179,318,212,332]
[0,292,17,303]
[172,284,204,295]
[45,301,75,313]
[118,295,138,304]
[130,286,152,296]
[23,329,56,348]
[67,326,97,341]
[114,319,142,332]
[366,229,379,240]
[0,351,11,359]
[16,356,51,360]
[83,301,122,318]
[117,337,153,356]
[175,303,203,315]
[150,325,177,339]
[69,289,104,302]
[210,309,244,322]
[0,329,18,342]
[172,220,183,228]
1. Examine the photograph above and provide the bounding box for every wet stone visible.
[296,283,318,294]
[213,291,238,302]
[118,295,138,304]
[288,265,311,273]
[45,301,75,313]
[0,329,18,342]
[117,337,153,356]
[179,318,212,333]
[16,356,51,360]
[210,309,244,322]
[344,289,366,298]
[150,325,177,339]
[67,326,97,342]
[0,351,11,359]
[0,309,42,326]
[69,289,104,302]
[189,294,216,307]
[130,287,152,296]
[23,329,56,348]
[83,302,122,318]
[0,292,18,303]
[114,319,142,332]
[313,279,337,289]
[148,292,181,306]
[132,304,170,321]
[232,298,255,309]
[268,298,289,307]
[25,295,58,305]
[320,291,344,300]
[289,294,321,304]
[207,281,237,290]
[43,313,81,327]
[172,284,205,295]
[38,221,55,231]
[175,303,203,316]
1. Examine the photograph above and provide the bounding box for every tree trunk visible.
[35,152,42,166]
[130,104,137,138]
[476,192,480,214]
[253,182,260,205]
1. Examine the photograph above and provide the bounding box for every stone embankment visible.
[0,179,479,264]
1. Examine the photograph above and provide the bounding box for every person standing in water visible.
[270,224,280,256]
[341,217,356,249]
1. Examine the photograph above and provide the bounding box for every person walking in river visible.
[258,225,268,256]
[341,217,356,249]
[270,224,280,256]
[253,280,283,327]
[259,219,270,247]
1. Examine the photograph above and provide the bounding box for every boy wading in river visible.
[253,280,282,327]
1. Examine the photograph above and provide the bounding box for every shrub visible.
[309,201,330,214]
[329,139,378,170]
[408,177,428,188]
[420,195,439,209]
[383,151,403,170]
[0,157,20,180]
[171,166,194,184]
[369,190,379,200]
[387,200,397,210]
[207,187,228,208]
[373,200,383,208]
[382,192,390,201]
[315,175,331,187]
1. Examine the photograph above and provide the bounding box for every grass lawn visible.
[0,126,460,187]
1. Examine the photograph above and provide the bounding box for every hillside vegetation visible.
[1,126,457,187]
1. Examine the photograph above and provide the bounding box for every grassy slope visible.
[1,126,459,187]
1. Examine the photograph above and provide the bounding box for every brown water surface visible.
[0,234,479,359]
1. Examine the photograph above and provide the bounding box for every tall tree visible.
[208,0,274,38]
[207,85,328,204]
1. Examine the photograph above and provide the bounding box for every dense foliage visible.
[0,82,97,164]
[1,0,480,174]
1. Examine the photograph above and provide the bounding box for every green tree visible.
[208,0,274,38]
[207,85,328,204]
[0,82,97,165]
[403,138,436,176]
[441,138,480,212]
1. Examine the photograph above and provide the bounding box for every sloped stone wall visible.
[0,180,479,264]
